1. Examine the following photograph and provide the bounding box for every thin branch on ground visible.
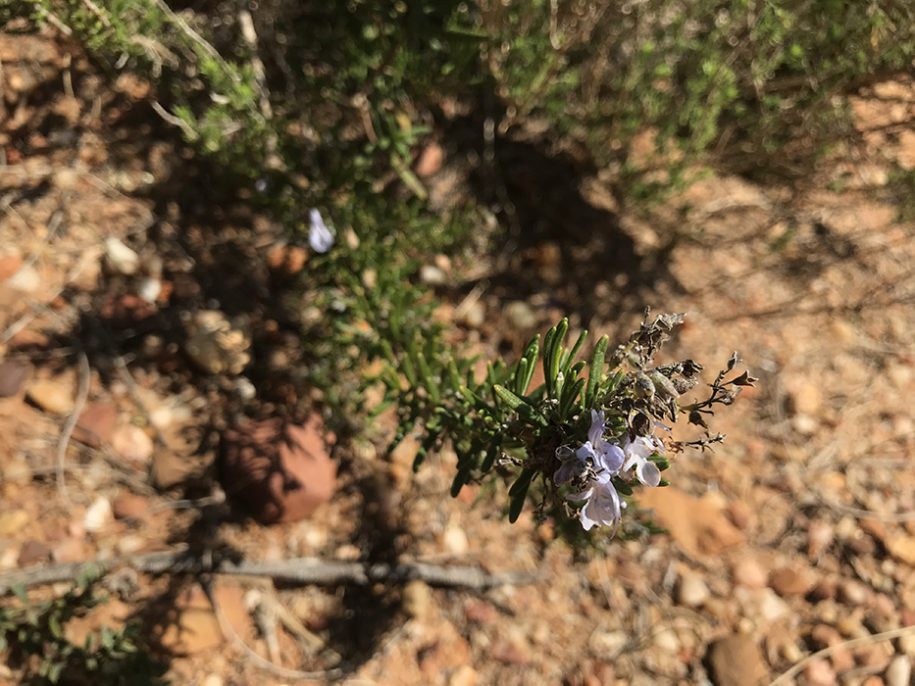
[55,352,90,501]
[0,550,541,595]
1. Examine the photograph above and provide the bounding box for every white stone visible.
[420,264,448,285]
[758,587,790,622]
[898,632,915,658]
[104,237,139,275]
[677,573,710,607]
[7,264,41,293]
[886,655,912,686]
[443,524,469,554]
[111,425,154,463]
[84,497,113,532]
[138,277,161,303]
[588,629,628,659]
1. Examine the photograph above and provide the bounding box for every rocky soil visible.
[2,22,915,686]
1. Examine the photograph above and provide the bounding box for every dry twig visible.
[55,352,90,501]
[0,550,540,594]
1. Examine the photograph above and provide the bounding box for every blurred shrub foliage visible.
[8,0,910,209]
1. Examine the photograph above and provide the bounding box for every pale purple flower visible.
[556,410,625,534]
[308,208,334,253]
[620,434,663,487]
[569,479,622,533]
[575,410,624,474]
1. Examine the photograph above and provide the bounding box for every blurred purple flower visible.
[309,208,334,253]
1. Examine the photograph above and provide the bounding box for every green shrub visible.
[0,572,166,685]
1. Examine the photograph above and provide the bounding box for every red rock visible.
[266,243,308,277]
[464,600,497,625]
[414,142,443,177]
[73,402,117,447]
[858,642,893,669]
[100,294,156,321]
[808,579,837,601]
[769,566,814,596]
[17,540,50,566]
[52,537,88,563]
[111,492,150,520]
[0,360,29,397]
[804,658,837,685]
[219,414,336,524]
[0,255,23,282]
[491,635,531,665]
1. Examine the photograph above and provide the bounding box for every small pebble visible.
[804,658,837,686]
[26,377,75,415]
[838,579,869,606]
[808,520,835,558]
[733,557,768,589]
[104,237,140,275]
[885,655,911,686]
[677,573,710,607]
[769,565,813,596]
[504,301,538,330]
[0,361,30,397]
[84,496,113,532]
[111,425,154,464]
[402,580,432,620]
[0,509,30,537]
[8,264,41,293]
[898,632,915,658]
[449,665,478,686]
[419,264,447,286]
[443,525,469,554]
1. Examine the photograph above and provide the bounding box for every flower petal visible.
[636,460,661,488]
[588,410,606,445]
[576,441,597,463]
[597,443,624,474]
